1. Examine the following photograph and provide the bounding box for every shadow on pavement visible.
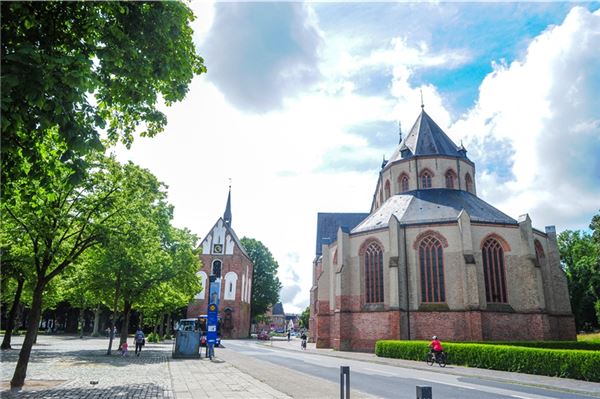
[1,382,170,399]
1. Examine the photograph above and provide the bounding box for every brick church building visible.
[187,189,253,338]
[310,107,575,352]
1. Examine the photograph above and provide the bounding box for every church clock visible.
[213,244,223,254]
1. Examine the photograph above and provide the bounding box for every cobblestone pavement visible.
[1,335,174,399]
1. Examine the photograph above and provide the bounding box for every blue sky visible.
[117,2,600,314]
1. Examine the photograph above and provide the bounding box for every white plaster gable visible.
[225,234,234,255]
[202,234,212,255]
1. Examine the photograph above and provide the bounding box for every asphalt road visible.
[223,339,597,399]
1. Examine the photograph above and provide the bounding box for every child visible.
[120,341,129,357]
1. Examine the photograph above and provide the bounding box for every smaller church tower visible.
[187,188,254,339]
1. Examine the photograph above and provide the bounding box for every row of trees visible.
[558,212,600,330]
[1,1,206,388]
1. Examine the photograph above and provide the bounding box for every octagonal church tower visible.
[187,188,253,338]
[311,107,575,351]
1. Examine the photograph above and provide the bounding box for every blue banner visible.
[206,303,219,344]
[209,278,221,306]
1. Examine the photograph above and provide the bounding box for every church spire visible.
[223,182,232,228]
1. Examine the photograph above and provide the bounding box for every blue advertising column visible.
[206,274,221,360]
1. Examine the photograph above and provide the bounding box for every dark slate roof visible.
[315,212,369,256]
[387,110,469,165]
[271,302,285,315]
[352,189,517,233]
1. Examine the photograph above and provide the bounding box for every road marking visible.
[361,367,396,376]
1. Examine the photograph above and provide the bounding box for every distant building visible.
[187,188,253,338]
[311,108,575,351]
[270,302,286,330]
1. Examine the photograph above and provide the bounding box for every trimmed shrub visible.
[468,341,600,351]
[375,340,600,382]
[147,332,160,343]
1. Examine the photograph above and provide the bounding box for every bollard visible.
[416,385,432,399]
[340,366,350,399]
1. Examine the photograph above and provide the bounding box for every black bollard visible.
[340,366,350,399]
[416,385,432,399]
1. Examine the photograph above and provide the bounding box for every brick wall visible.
[186,248,252,339]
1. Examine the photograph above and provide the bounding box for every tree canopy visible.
[558,211,600,330]
[240,237,282,321]
[1,1,206,187]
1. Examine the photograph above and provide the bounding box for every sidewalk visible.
[266,337,600,398]
[0,334,290,399]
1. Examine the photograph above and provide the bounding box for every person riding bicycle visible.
[300,332,307,349]
[429,335,443,360]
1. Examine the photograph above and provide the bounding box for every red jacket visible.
[430,339,443,351]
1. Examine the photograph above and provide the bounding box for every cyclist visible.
[300,332,307,350]
[429,335,443,361]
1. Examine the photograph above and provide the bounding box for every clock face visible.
[213,244,223,254]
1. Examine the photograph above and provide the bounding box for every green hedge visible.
[469,341,600,351]
[375,340,600,382]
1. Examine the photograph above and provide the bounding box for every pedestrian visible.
[287,330,291,342]
[121,341,128,357]
[134,327,145,357]
[112,326,117,339]
[105,327,110,338]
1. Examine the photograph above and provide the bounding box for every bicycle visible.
[425,350,447,367]
[301,338,307,350]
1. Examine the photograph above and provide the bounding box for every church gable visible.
[200,218,250,259]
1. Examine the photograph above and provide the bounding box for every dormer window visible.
[420,170,433,189]
[465,173,473,193]
[445,170,456,189]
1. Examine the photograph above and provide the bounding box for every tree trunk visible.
[1,276,24,350]
[166,313,172,337]
[10,279,46,388]
[78,308,85,338]
[153,316,158,336]
[158,312,165,338]
[106,279,120,356]
[120,301,132,346]
[139,311,144,329]
[92,304,101,336]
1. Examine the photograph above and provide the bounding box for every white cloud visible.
[198,2,323,112]
[450,6,600,231]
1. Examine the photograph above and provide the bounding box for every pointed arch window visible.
[419,236,446,303]
[399,174,409,192]
[363,242,384,304]
[211,259,222,278]
[534,240,545,268]
[384,180,391,200]
[445,170,456,189]
[482,238,508,303]
[420,170,433,189]
[465,173,473,193]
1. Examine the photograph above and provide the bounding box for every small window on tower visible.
[445,170,456,189]
[421,170,433,189]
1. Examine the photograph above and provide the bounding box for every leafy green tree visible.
[3,135,124,387]
[1,1,206,188]
[0,217,33,349]
[139,227,202,338]
[299,306,310,329]
[240,238,282,322]
[558,225,600,330]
